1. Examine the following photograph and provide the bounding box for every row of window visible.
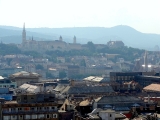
[3,114,58,120]
[111,76,134,80]
[0,84,16,88]
[3,106,58,113]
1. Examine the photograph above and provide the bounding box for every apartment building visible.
[0,93,59,120]
[9,71,41,87]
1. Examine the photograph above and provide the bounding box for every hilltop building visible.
[19,23,82,51]
[107,41,124,48]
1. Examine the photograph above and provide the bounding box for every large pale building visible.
[19,23,82,51]
[9,71,41,87]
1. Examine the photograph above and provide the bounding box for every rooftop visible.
[95,95,142,104]
[0,76,4,80]
[10,71,40,78]
[143,84,160,92]
[67,85,114,94]
[79,99,91,106]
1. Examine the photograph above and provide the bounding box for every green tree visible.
[80,59,86,67]
[87,41,96,52]
[36,64,44,70]
[59,70,67,79]
[46,72,54,78]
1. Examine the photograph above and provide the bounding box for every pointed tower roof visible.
[144,50,148,72]
[23,23,25,30]
[73,35,76,43]
[59,35,62,41]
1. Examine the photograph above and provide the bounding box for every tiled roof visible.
[79,99,91,106]
[53,84,67,92]
[18,83,39,93]
[67,85,114,94]
[10,71,40,77]
[143,84,160,92]
[96,96,142,104]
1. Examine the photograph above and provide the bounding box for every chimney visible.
[70,80,75,86]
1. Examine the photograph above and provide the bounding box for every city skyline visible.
[0,0,160,34]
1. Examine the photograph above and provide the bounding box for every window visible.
[18,108,22,111]
[10,85,15,88]
[31,107,34,111]
[53,114,57,118]
[11,108,16,112]
[110,114,112,117]
[46,114,50,118]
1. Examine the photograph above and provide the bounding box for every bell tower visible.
[59,35,63,41]
[144,50,148,72]
[22,23,26,44]
[73,35,76,44]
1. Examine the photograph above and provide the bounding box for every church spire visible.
[23,23,25,31]
[59,35,63,41]
[22,23,26,45]
[73,35,76,44]
[144,50,148,72]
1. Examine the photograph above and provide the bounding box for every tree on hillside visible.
[87,41,96,52]
[36,64,44,70]
[59,70,67,79]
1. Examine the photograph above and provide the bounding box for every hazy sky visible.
[0,0,160,34]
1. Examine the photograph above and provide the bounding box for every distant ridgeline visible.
[18,23,128,52]
[0,24,146,61]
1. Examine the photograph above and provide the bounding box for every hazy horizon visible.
[0,0,160,34]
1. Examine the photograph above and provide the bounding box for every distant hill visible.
[0,25,160,50]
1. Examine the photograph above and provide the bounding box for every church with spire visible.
[22,23,26,45]
[19,23,81,52]
[132,51,152,72]
[144,51,148,72]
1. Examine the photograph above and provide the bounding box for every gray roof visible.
[53,84,67,92]
[96,96,142,104]
[67,86,114,94]
[61,86,71,94]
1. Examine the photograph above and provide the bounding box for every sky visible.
[0,0,160,34]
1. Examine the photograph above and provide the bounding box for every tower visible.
[59,35,63,41]
[144,50,148,72]
[22,23,26,44]
[73,35,76,44]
